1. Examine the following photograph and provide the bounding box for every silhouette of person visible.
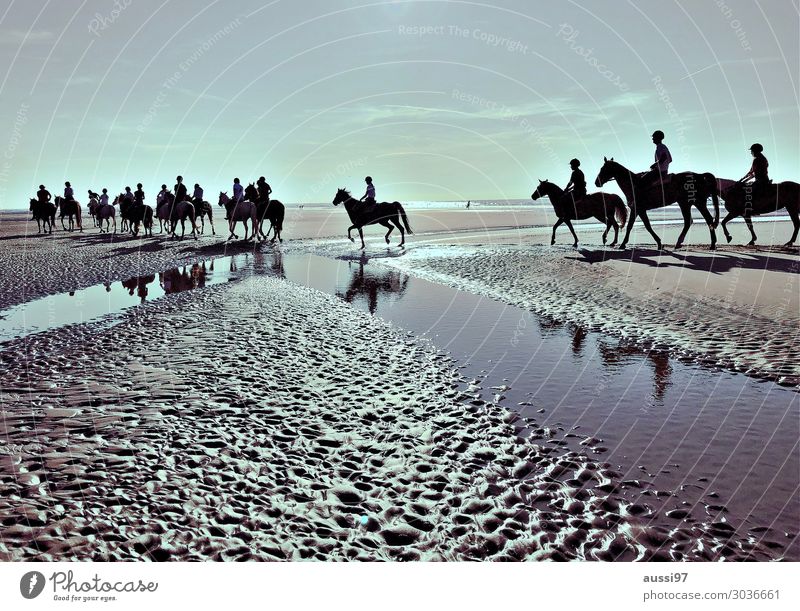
[174,176,188,203]
[466,200,470,209]
[641,130,672,189]
[192,182,204,204]
[99,188,109,208]
[257,176,272,202]
[134,183,145,208]
[64,181,74,201]
[232,178,244,203]
[37,185,51,204]
[740,143,770,202]
[360,176,376,205]
[157,184,169,207]
[564,158,586,204]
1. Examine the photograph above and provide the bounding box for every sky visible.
[0,0,797,207]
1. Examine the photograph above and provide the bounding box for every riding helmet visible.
[652,130,665,140]
[570,158,580,167]
[749,143,763,153]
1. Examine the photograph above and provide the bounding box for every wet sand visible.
[0,209,797,561]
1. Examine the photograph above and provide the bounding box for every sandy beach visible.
[0,208,797,561]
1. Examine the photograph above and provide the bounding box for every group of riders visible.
[559,130,771,207]
[33,175,275,221]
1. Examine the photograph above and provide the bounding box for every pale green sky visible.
[0,0,797,207]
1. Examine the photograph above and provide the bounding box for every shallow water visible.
[1,248,797,556]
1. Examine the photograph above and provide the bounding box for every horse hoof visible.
[709,245,716,251]
[572,243,578,248]
[725,235,732,243]
[349,237,355,243]
[747,240,756,246]
[618,244,627,250]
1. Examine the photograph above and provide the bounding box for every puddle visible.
[0,248,797,551]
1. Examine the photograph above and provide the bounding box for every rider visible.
[122,186,135,206]
[192,182,204,205]
[740,143,770,202]
[359,176,376,205]
[33,184,50,219]
[564,158,587,205]
[157,184,169,207]
[174,176,188,203]
[232,177,244,203]
[64,181,74,201]
[99,188,110,208]
[134,183,145,209]
[641,130,672,189]
[257,176,272,202]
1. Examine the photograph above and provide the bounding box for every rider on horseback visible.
[360,176,376,206]
[64,181,74,201]
[175,176,188,202]
[640,130,672,190]
[99,188,110,208]
[193,183,204,205]
[564,159,587,206]
[34,184,51,220]
[257,176,272,202]
[134,183,145,209]
[157,184,169,207]
[740,143,770,202]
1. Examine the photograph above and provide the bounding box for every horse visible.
[55,196,83,232]
[157,193,198,240]
[29,198,56,234]
[595,157,720,250]
[87,195,101,227]
[331,188,412,249]
[95,201,116,234]
[193,199,216,235]
[217,192,258,241]
[716,179,800,247]
[118,197,154,237]
[531,180,627,247]
[244,183,284,243]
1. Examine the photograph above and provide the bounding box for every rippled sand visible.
[0,214,794,561]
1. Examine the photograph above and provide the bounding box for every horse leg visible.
[783,203,799,246]
[638,209,662,249]
[695,201,717,250]
[594,214,610,244]
[358,227,365,250]
[619,206,636,249]
[609,219,619,247]
[720,211,737,243]
[675,204,692,249]
[551,218,564,245]
[379,220,394,244]
[563,218,579,248]
[347,224,357,243]
[742,213,757,245]
[393,219,405,247]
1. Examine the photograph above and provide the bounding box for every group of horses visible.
[533,158,800,249]
[28,182,286,243]
[26,164,799,251]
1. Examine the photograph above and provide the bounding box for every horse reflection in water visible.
[253,249,285,278]
[159,263,209,294]
[121,274,156,302]
[337,255,409,314]
[598,340,672,401]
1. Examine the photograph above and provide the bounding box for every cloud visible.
[0,29,54,45]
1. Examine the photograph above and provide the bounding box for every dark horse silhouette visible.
[531,180,627,247]
[117,196,154,237]
[718,179,800,247]
[29,198,56,234]
[332,188,412,249]
[595,158,719,250]
[244,183,285,242]
[55,196,83,232]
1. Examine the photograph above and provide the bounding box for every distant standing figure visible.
[740,143,770,201]
[360,176,376,205]
[641,130,672,189]
[564,158,587,204]
[64,181,74,201]
[175,176,188,202]
[466,200,470,209]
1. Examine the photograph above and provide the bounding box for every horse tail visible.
[75,203,82,226]
[396,202,412,234]
[276,201,285,231]
[613,195,627,229]
[703,173,720,227]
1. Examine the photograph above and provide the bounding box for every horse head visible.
[595,156,616,187]
[217,191,228,206]
[333,188,350,206]
[29,198,37,210]
[531,179,552,201]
